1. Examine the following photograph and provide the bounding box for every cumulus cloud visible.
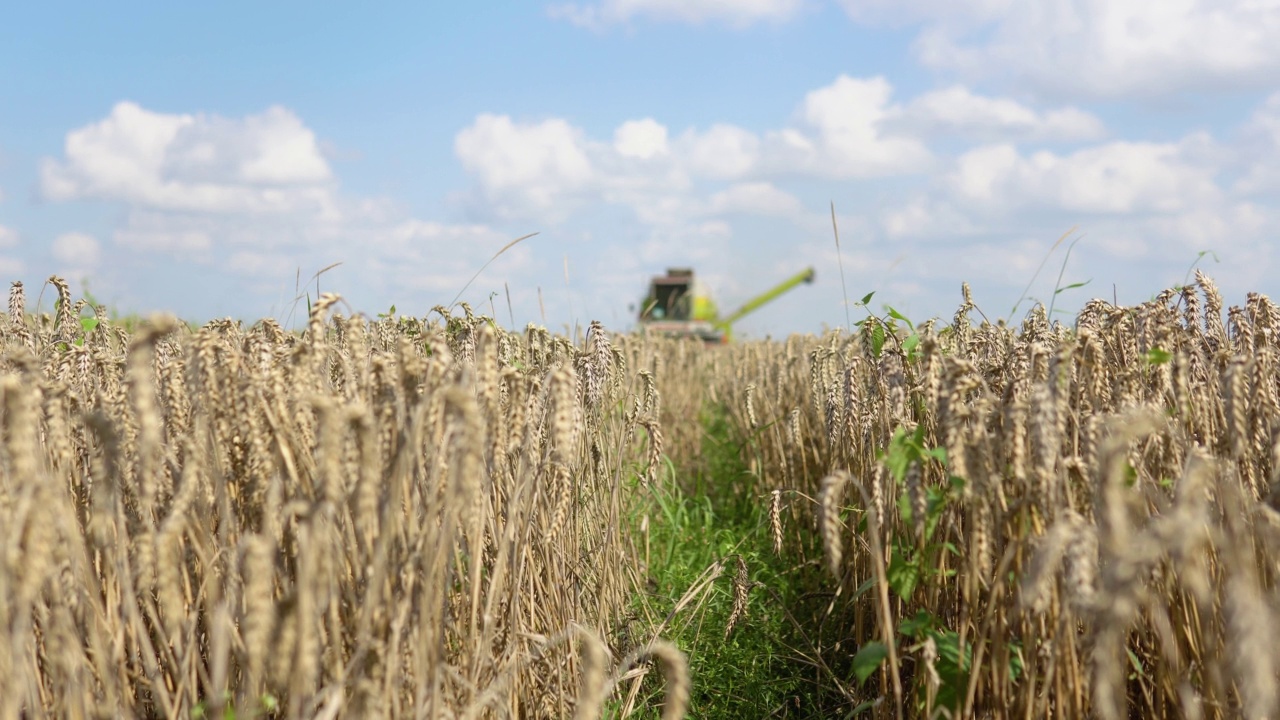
[887,85,1106,142]
[454,113,593,222]
[840,0,1280,100]
[361,220,528,296]
[40,81,1280,334]
[113,210,217,256]
[764,75,933,177]
[40,101,337,216]
[457,76,1102,240]
[636,219,734,269]
[1146,202,1270,254]
[452,112,822,229]
[881,197,981,239]
[226,250,300,280]
[681,124,761,179]
[454,74,936,228]
[614,119,670,160]
[0,225,20,278]
[1235,92,1280,194]
[549,0,804,29]
[558,0,1280,100]
[163,106,332,186]
[838,0,1012,26]
[862,101,1274,306]
[52,232,101,266]
[40,102,539,317]
[863,116,1275,319]
[945,139,1221,215]
[707,182,803,216]
[51,231,102,285]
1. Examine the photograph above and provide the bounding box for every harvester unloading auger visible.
[636,266,816,342]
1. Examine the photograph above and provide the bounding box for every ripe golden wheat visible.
[0,278,686,719]
[6,269,1280,719]
[647,270,1280,719]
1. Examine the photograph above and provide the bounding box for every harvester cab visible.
[637,266,815,343]
[637,268,725,342]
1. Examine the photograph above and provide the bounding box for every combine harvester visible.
[636,267,815,343]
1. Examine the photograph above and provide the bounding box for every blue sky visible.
[2,0,1279,335]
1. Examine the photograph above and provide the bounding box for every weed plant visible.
[623,408,821,717]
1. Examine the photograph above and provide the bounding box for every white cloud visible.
[860,104,1275,317]
[764,75,933,177]
[0,223,21,306]
[549,0,804,29]
[112,210,216,256]
[841,0,1280,100]
[44,81,1278,336]
[39,102,537,317]
[946,139,1221,214]
[0,226,20,279]
[1235,92,1280,193]
[859,115,1276,322]
[372,220,529,293]
[838,0,1011,26]
[51,231,102,287]
[614,118,669,160]
[681,124,760,179]
[636,220,734,268]
[888,85,1106,142]
[454,113,593,222]
[40,101,337,216]
[1144,202,1270,256]
[163,105,331,186]
[226,250,298,279]
[454,75,941,229]
[707,182,804,216]
[52,232,101,266]
[881,197,981,238]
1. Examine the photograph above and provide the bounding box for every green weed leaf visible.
[852,575,878,601]
[911,423,928,447]
[853,642,889,685]
[887,306,915,330]
[1007,643,1024,683]
[899,610,936,639]
[871,323,886,357]
[1127,648,1146,679]
[1054,279,1092,294]
[934,631,970,671]
[884,429,912,482]
[887,544,920,599]
[902,333,920,357]
[848,699,880,717]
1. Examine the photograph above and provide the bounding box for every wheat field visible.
[3,273,1280,719]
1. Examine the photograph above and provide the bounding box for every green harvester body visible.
[637,266,815,342]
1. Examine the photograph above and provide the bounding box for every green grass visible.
[623,408,851,718]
